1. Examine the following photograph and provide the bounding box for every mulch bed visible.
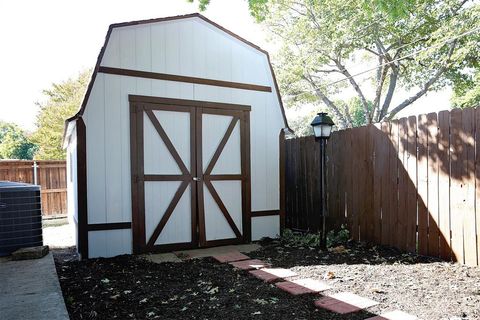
[54,241,480,320]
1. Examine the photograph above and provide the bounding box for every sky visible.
[0,0,451,132]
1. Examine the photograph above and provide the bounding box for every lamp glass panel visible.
[313,125,322,138]
[321,125,332,137]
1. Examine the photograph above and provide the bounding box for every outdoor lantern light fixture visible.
[311,112,335,139]
[311,112,334,249]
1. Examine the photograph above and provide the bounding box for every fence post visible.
[33,161,39,185]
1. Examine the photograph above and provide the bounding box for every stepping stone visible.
[365,310,418,320]
[212,251,250,263]
[249,268,297,283]
[229,259,270,270]
[275,278,331,295]
[12,245,49,260]
[314,292,378,314]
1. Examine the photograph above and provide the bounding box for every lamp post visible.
[311,112,334,249]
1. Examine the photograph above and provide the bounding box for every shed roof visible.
[63,13,291,146]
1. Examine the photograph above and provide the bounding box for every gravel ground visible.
[43,223,75,248]
[53,241,480,320]
[249,241,480,320]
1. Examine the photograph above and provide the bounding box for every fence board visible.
[0,160,67,216]
[417,114,429,255]
[437,110,452,261]
[476,108,480,266]
[461,107,476,266]
[426,112,440,257]
[450,108,464,263]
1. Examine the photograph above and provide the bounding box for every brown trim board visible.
[99,67,271,92]
[251,210,280,217]
[129,95,251,111]
[63,13,291,146]
[87,222,132,231]
[76,118,88,259]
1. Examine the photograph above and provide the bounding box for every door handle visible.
[193,177,200,181]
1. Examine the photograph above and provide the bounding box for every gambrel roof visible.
[63,13,291,146]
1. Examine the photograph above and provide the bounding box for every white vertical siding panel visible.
[104,74,123,223]
[66,128,78,228]
[179,21,195,97]
[250,91,268,211]
[120,28,136,69]
[135,25,151,71]
[192,20,207,78]
[88,230,132,258]
[164,22,180,75]
[120,76,135,223]
[136,78,152,96]
[151,24,166,73]
[179,20,194,76]
[101,29,121,67]
[88,231,107,258]
[84,74,106,224]
[252,216,280,240]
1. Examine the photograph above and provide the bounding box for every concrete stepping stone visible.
[314,292,378,314]
[212,251,250,263]
[275,278,331,295]
[229,259,270,270]
[249,268,297,283]
[365,310,418,320]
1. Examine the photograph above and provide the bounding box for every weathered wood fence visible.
[285,107,480,266]
[0,160,67,217]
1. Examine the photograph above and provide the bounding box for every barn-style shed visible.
[63,13,291,259]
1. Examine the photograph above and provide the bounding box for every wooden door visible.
[131,102,197,253]
[130,96,250,253]
[197,108,250,247]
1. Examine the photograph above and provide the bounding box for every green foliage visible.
[281,229,322,247]
[326,225,350,248]
[32,70,91,160]
[451,69,480,108]
[0,122,38,160]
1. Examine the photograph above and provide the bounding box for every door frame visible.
[129,95,251,254]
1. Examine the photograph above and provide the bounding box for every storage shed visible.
[63,13,291,259]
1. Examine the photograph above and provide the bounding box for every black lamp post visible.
[311,112,334,249]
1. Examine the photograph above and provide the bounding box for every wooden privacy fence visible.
[0,160,67,217]
[285,107,480,266]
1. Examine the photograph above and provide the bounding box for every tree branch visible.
[386,41,457,120]
[379,65,399,120]
[303,75,352,128]
[334,60,372,123]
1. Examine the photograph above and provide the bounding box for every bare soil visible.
[53,241,480,320]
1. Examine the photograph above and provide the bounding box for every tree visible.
[260,0,479,128]
[188,0,480,128]
[0,122,38,160]
[32,70,91,159]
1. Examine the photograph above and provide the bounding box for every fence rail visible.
[284,107,480,266]
[0,160,67,217]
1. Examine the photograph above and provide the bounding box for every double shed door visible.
[130,96,251,253]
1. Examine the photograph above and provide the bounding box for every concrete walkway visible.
[0,253,69,320]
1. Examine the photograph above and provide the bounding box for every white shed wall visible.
[82,16,286,257]
[66,126,79,246]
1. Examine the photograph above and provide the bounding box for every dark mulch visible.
[54,241,480,320]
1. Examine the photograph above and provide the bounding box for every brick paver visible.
[365,310,418,320]
[275,278,331,295]
[229,259,270,270]
[249,268,297,283]
[212,251,250,263]
[314,292,378,314]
